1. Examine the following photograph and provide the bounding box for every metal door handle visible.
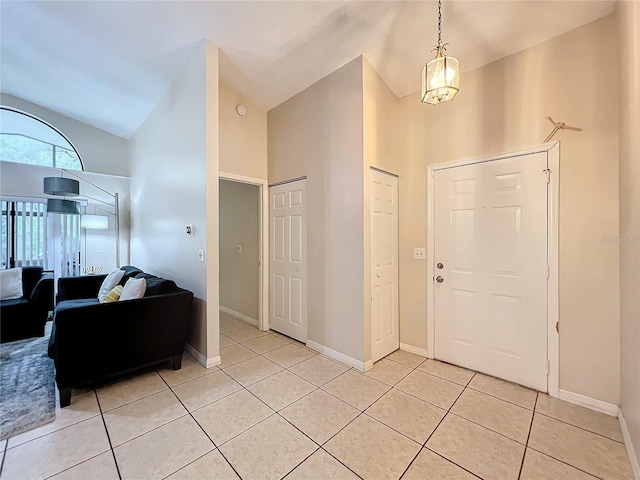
[377,273,381,278]
[435,276,444,283]
[294,267,299,271]
[437,263,444,269]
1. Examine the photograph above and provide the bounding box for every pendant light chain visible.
[437,0,443,48]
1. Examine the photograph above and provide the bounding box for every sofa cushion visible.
[0,268,23,301]
[120,278,146,301]
[0,297,30,309]
[98,269,125,302]
[119,266,144,281]
[103,285,123,303]
[55,298,101,313]
[135,273,178,296]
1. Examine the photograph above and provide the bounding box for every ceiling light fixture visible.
[421,0,459,105]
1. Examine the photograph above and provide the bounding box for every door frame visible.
[426,142,559,397]
[219,172,269,331]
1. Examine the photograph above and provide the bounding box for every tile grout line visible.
[423,448,484,479]
[94,389,123,480]
[524,446,605,480]
[0,436,8,477]
[517,391,539,479]
[399,372,476,479]
[158,369,245,480]
[533,411,626,444]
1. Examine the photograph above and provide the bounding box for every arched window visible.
[0,107,84,171]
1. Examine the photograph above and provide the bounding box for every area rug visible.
[0,336,55,441]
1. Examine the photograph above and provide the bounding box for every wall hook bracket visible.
[543,116,583,143]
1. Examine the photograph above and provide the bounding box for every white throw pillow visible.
[120,277,146,301]
[98,268,125,303]
[0,267,23,301]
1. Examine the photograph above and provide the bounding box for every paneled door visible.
[434,153,548,391]
[270,179,307,342]
[371,169,399,362]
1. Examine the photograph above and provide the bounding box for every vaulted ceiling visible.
[0,1,615,138]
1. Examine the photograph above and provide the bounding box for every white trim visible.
[219,305,258,327]
[426,142,560,395]
[185,343,220,368]
[546,143,560,398]
[619,407,640,480]
[218,172,269,332]
[558,389,619,416]
[306,340,367,371]
[364,360,374,372]
[400,343,428,357]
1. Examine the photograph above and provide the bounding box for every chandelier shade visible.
[47,198,80,215]
[43,177,80,196]
[81,214,108,229]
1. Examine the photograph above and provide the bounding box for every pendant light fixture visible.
[421,0,460,105]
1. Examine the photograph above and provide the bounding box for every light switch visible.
[236,244,243,254]
[197,249,205,262]
[413,248,426,260]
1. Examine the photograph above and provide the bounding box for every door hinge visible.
[556,321,559,334]
[543,168,551,184]
[547,359,551,375]
[546,265,550,279]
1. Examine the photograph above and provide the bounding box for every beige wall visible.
[0,94,129,177]
[397,14,620,404]
[618,0,640,465]
[362,58,407,362]
[219,81,268,180]
[268,57,366,362]
[129,41,220,361]
[219,179,260,321]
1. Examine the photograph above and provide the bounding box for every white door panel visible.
[435,153,548,391]
[270,180,307,342]
[371,169,399,362]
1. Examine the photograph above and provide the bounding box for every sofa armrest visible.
[30,273,54,311]
[57,275,106,303]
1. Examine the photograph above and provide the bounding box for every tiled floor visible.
[0,312,634,480]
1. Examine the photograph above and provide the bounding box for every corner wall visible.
[618,0,640,471]
[398,14,620,404]
[129,41,219,362]
[268,57,365,363]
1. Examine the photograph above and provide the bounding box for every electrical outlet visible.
[413,248,426,260]
[197,249,205,262]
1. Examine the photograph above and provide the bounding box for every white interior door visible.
[270,180,307,342]
[434,153,548,391]
[370,169,399,362]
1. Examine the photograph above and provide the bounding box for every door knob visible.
[435,276,444,283]
[377,273,381,278]
[294,267,299,271]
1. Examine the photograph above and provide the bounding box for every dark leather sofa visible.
[1,266,54,343]
[48,266,193,407]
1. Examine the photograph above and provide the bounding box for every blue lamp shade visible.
[47,199,80,215]
[81,214,108,229]
[44,177,80,196]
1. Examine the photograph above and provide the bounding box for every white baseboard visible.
[306,340,366,372]
[185,343,220,368]
[220,306,258,327]
[619,407,640,480]
[558,389,619,417]
[400,343,428,358]
[364,360,374,372]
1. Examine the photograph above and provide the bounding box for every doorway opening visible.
[218,173,269,331]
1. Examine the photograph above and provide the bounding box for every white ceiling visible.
[0,1,615,139]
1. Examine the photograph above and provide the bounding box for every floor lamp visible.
[44,170,120,268]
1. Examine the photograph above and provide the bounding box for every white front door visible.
[370,169,399,362]
[434,153,548,391]
[270,180,307,342]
